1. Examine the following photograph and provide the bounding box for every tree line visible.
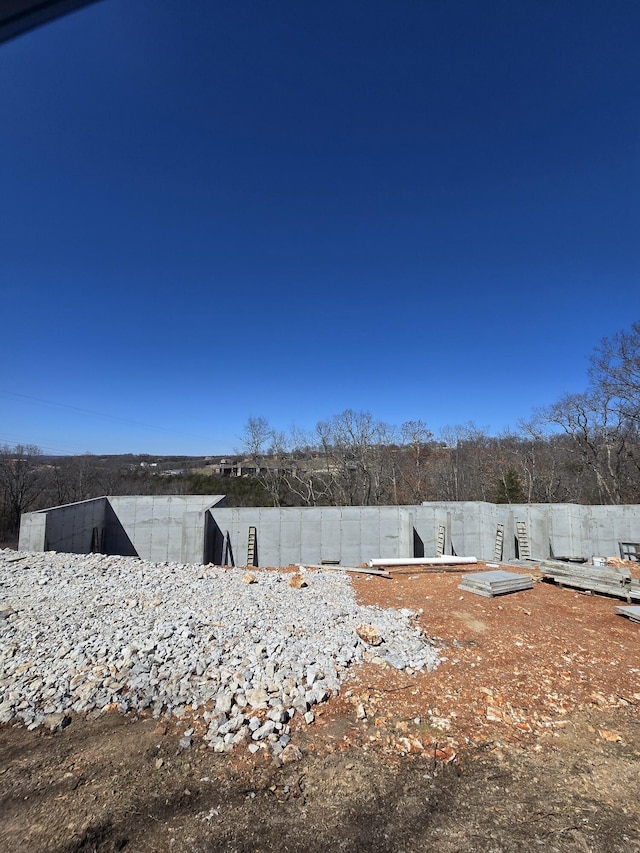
[240,323,640,507]
[1,323,638,545]
[0,452,270,546]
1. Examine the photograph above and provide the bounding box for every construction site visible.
[3,496,640,850]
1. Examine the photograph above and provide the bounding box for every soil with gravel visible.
[1,706,639,852]
[2,559,640,852]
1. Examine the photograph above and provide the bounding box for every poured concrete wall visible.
[503,503,640,561]
[417,502,499,559]
[19,497,640,566]
[212,502,640,567]
[18,510,48,552]
[19,495,225,563]
[207,506,415,568]
[208,503,510,567]
[107,496,225,563]
[19,498,108,554]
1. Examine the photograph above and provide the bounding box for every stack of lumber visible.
[539,559,640,601]
[615,605,640,624]
[458,570,533,598]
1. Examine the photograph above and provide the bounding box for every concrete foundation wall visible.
[19,497,640,567]
[19,498,108,554]
[418,502,499,559]
[485,504,640,562]
[18,511,48,552]
[207,506,415,568]
[19,495,225,563]
[108,496,226,563]
[208,502,516,568]
[587,505,640,557]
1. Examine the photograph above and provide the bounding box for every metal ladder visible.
[494,524,504,561]
[516,521,531,559]
[247,526,257,566]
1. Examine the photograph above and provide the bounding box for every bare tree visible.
[50,453,102,505]
[395,420,433,503]
[541,391,633,504]
[318,410,396,506]
[239,417,290,506]
[0,444,45,538]
[515,419,574,502]
[590,322,640,426]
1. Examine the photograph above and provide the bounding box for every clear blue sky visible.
[1,0,639,455]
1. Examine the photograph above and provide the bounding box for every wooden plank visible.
[298,563,391,578]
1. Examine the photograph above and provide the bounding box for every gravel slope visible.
[0,549,439,754]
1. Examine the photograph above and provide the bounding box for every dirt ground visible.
[2,562,640,852]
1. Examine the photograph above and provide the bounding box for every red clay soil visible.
[325,562,640,757]
[2,560,640,852]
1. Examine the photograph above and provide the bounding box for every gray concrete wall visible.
[18,509,49,552]
[490,504,640,562]
[214,501,640,568]
[208,506,419,568]
[587,505,640,558]
[418,502,499,559]
[19,495,226,562]
[19,497,108,554]
[108,495,225,563]
[207,504,509,568]
[19,497,640,566]
[410,504,448,557]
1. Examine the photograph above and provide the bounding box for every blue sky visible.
[1,0,639,455]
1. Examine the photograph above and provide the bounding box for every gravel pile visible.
[0,549,440,754]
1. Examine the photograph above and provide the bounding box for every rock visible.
[267,707,288,723]
[242,572,257,584]
[218,715,245,735]
[245,687,269,709]
[599,729,622,742]
[0,605,15,619]
[44,713,71,732]
[288,573,307,589]
[356,624,383,646]
[384,653,406,670]
[232,727,249,744]
[279,744,302,764]
[252,720,276,740]
[215,691,233,714]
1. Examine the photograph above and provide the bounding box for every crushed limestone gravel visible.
[0,549,440,754]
